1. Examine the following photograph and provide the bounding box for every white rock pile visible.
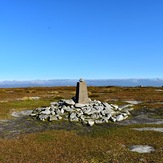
[30,98,133,126]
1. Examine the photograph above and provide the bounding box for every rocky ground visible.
[0,100,163,139]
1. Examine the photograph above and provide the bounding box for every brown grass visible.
[0,126,163,162]
[0,86,163,162]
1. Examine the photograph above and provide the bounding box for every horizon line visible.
[0,78,163,82]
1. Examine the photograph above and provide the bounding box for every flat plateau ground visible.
[0,86,163,162]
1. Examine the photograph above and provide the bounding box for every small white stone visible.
[60,108,64,114]
[105,113,112,120]
[49,115,58,121]
[77,112,83,118]
[124,110,131,115]
[102,117,109,123]
[41,109,51,115]
[70,117,79,122]
[91,114,99,119]
[62,105,67,110]
[110,117,117,122]
[80,115,85,121]
[87,120,95,126]
[111,104,119,110]
[124,100,142,105]
[102,102,111,108]
[51,111,56,115]
[95,120,103,124]
[38,114,49,121]
[96,101,101,104]
[57,115,62,120]
[30,113,37,117]
[130,145,155,153]
[70,113,77,119]
[123,115,128,120]
[63,99,75,105]
[116,115,124,121]
[75,103,86,108]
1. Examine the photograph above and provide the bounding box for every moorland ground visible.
[0,86,163,162]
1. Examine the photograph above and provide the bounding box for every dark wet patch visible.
[131,106,163,118]
[117,114,163,125]
[117,107,163,125]
[0,116,82,139]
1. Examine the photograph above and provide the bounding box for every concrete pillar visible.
[75,78,89,103]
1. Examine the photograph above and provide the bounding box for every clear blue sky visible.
[0,0,163,80]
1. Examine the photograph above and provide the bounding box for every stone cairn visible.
[30,79,133,126]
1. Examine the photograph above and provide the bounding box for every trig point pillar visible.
[75,78,89,104]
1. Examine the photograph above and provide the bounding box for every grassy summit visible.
[0,86,163,162]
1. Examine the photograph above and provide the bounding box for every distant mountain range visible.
[0,79,163,88]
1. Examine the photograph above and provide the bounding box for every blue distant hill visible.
[0,79,163,88]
